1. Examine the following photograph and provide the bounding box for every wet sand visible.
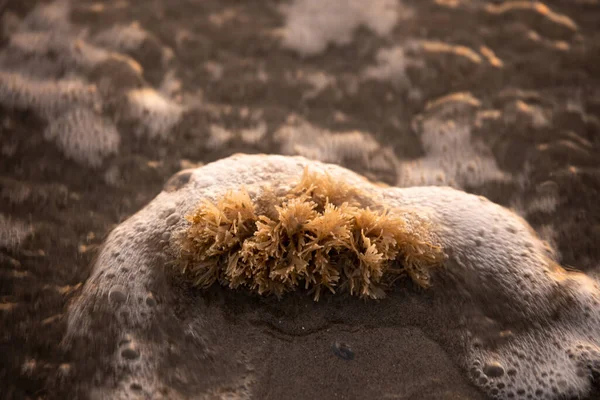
[1,0,599,399]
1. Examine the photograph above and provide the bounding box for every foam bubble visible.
[92,23,149,53]
[275,118,398,182]
[0,0,178,171]
[280,0,400,56]
[43,107,120,168]
[207,125,234,150]
[21,0,71,33]
[125,88,183,139]
[0,214,31,250]
[0,71,101,118]
[398,93,509,188]
[8,32,112,72]
[362,44,423,88]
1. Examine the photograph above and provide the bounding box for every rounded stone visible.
[483,361,505,378]
[108,285,128,304]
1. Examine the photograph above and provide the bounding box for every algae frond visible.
[177,168,444,300]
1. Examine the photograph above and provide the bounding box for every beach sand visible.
[1,1,599,399]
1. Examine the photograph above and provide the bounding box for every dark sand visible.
[1,0,599,399]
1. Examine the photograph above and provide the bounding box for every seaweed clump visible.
[177,169,444,300]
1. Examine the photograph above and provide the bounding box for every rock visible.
[65,154,600,400]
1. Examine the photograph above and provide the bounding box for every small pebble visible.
[332,341,354,361]
[145,293,157,307]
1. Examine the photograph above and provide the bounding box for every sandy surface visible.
[1,0,599,399]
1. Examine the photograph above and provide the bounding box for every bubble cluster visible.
[0,214,31,250]
[280,0,401,56]
[125,88,183,139]
[275,118,398,183]
[0,0,184,168]
[398,93,510,188]
[43,107,120,167]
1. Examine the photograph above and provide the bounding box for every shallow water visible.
[1,0,599,399]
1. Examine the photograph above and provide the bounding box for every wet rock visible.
[66,154,600,400]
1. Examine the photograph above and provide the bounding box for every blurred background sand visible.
[1,0,599,398]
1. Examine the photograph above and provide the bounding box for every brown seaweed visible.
[177,168,444,300]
